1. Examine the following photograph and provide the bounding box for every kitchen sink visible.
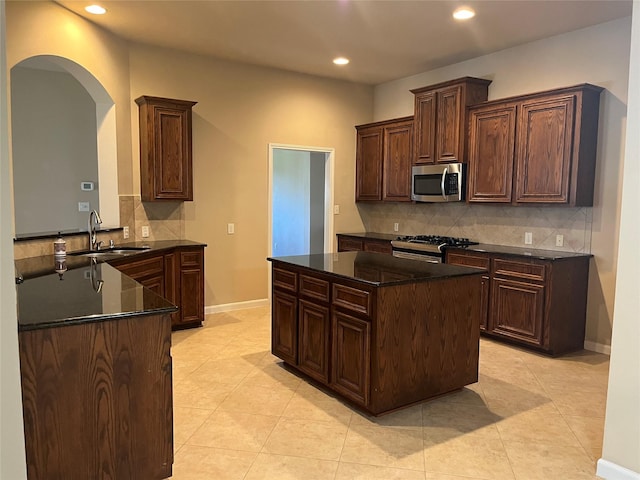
[68,246,151,257]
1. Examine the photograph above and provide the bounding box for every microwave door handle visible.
[441,167,448,200]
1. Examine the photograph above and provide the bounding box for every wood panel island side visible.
[268,251,485,416]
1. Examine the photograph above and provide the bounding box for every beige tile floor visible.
[169,306,609,480]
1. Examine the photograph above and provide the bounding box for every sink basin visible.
[68,246,151,257]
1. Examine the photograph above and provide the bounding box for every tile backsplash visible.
[357,202,592,253]
[13,194,185,260]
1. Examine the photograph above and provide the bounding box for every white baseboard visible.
[597,459,640,480]
[205,298,269,314]
[584,340,611,355]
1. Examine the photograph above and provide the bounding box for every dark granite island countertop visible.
[267,251,485,286]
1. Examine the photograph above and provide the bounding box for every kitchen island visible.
[15,256,178,479]
[268,251,485,416]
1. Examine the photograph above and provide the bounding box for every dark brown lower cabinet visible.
[271,289,298,364]
[337,234,393,255]
[491,277,545,346]
[19,313,173,479]
[298,300,331,383]
[110,245,205,329]
[446,247,591,355]
[331,311,370,406]
[269,259,482,415]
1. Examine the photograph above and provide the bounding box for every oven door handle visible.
[441,167,448,200]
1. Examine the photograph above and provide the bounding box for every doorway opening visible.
[268,144,335,260]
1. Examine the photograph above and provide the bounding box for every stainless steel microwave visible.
[411,163,465,202]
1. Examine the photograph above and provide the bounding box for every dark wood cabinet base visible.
[270,258,483,416]
[19,313,173,479]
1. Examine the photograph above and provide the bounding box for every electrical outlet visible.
[141,226,150,238]
[524,232,533,245]
[78,202,90,212]
[123,226,129,239]
[556,234,564,247]
[393,223,399,232]
[333,205,340,215]
[227,223,235,234]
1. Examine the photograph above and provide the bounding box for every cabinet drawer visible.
[180,249,203,267]
[332,283,373,318]
[115,255,164,279]
[273,267,297,292]
[338,237,363,252]
[363,240,392,255]
[493,258,546,282]
[300,275,330,302]
[446,251,490,270]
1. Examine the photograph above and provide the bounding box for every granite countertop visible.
[268,251,485,286]
[16,262,177,331]
[336,232,399,241]
[15,239,207,280]
[15,239,206,331]
[445,243,593,260]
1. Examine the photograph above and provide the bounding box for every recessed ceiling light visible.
[85,4,107,14]
[333,57,350,66]
[453,6,475,20]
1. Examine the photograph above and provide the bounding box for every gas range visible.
[391,235,478,262]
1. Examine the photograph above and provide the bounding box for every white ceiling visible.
[56,0,633,85]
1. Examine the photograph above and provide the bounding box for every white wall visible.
[598,4,640,478]
[0,1,27,477]
[11,66,99,235]
[371,17,631,350]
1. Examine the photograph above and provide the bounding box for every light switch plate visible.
[123,226,129,239]
[227,223,235,234]
[556,234,564,247]
[393,223,399,232]
[141,226,149,238]
[78,202,90,212]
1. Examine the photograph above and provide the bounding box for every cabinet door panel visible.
[414,92,436,164]
[179,268,202,324]
[272,291,297,364]
[468,105,517,202]
[435,86,462,163]
[155,108,190,197]
[331,311,370,406]
[515,95,575,203]
[480,275,490,332]
[382,122,413,201]
[164,253,180,326]
[298,300,330,383]
[355,127,383,201]
[491,278,545,346]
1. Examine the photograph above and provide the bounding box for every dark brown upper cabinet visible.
[135,96,197,201]
[467,84,603,206]
[355,116,413,202]
[411,77,491,165]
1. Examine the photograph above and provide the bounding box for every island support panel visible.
[19,313,173,479]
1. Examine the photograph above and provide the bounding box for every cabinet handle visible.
[441,167,448,200]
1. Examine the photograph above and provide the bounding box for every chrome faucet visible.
[88,210,103,251]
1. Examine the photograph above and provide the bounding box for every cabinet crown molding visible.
[410,76,492,95]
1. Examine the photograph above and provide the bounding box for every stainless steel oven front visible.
[391,248,442,264]
[411,163,465,202]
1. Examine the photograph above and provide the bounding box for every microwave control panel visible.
[445,174,459,194]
